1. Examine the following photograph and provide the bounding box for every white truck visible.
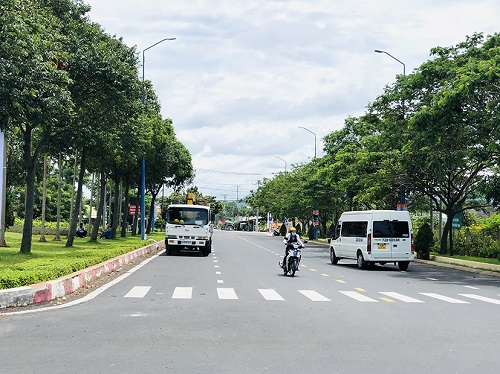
[164,203,214,256]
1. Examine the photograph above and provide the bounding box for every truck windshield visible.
[373,221,409,238]
[167,207,209,225]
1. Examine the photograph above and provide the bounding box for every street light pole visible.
[141,37,176,240]
[374,49,406,207]
[274,156,287,173]
[298,126,317,158]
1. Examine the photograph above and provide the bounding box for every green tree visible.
[0,0,76,253]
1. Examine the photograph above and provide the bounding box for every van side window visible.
[341,221,368,237]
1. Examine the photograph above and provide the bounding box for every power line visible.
[196,168,273,176]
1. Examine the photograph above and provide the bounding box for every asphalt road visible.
[1,230,499,374]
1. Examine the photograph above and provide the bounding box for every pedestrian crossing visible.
[122,286,500,305]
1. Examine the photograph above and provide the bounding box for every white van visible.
[329,210,414,270]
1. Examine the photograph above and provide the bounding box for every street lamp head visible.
[374,49,384,53]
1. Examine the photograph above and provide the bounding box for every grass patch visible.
[0,231,165,290]
[430,252,500,265]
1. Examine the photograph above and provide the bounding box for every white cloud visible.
[83,0,500,201]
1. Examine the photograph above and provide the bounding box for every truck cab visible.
[165,204,214,256]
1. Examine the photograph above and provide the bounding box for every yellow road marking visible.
[336,280,346,284]
[380,297,395,303]
[321,274,329,277]
[310,269,317,272]
[355,288,366,292]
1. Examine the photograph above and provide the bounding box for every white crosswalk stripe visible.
[172,287,192,299]
[459,294,500,304]
[339,291,378,302]
[420,293,469,304]
[379,292,424,303]
[217,287,238,299]
[258,289,284,301]
[123,286,500,306]
[124,286,151,298]
[299,290,330,301]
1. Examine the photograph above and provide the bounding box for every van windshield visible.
[373,221,409,238]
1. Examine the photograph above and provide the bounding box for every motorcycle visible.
[281,242,302,277]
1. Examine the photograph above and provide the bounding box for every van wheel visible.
[330,248,339,265]
[398,261,410,271]
[357,251,367,269]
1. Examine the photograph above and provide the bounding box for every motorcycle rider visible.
[281,226,304,270]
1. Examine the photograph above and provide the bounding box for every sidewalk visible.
[0,240,164,310]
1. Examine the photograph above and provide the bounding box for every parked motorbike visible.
[281,242,302,277]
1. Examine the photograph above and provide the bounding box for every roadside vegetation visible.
[246,33,500,259]
[0,231,165,290]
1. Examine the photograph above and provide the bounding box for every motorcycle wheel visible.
[290,260,297,277]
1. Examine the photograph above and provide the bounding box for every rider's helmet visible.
[289,227,297,236]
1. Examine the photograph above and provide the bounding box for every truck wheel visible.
[166,244,174,256]
[201,244,211,257]
[398,261,410,271]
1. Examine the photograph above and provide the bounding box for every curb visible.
[414,255,500,278]
[0,240,165,309]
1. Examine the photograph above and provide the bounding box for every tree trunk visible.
[39,153,47,242]
[132,182,140,236]
[90,171,106,241]
[88,173,94,235]
[112,176,120,239]
[54,153,62,241]
[66,147,88,247]
[69,150,77,229]
[121,183,130,237]
[147,190,159,234]
[20,127,39,254]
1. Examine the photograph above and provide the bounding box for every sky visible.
[83,0,500,202]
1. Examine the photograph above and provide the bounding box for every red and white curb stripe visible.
[0,240,164,309]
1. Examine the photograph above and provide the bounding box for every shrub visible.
[414,222,433,259]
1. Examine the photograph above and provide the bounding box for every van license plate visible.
[377,243,386,249]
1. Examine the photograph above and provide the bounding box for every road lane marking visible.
[216,271,221,274]
[172,287,192,299]
[419,293,469,304]
[463,286,479,290]
[124,286,151,298]
[310,269,317,272]
[380,297,395,303]
[355,288,366,292]
[217,280,224,284]
[459,294,500,304]
[213,260,218,263]
[214,265,219,268]
[427,277,438,281]
[321,274,330,277]
[379,292,424,303]
[217,288,238,299]
[299,290,331,301]
[336,280,346,284]
[258,289,284,301]
[339,291,378,302]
